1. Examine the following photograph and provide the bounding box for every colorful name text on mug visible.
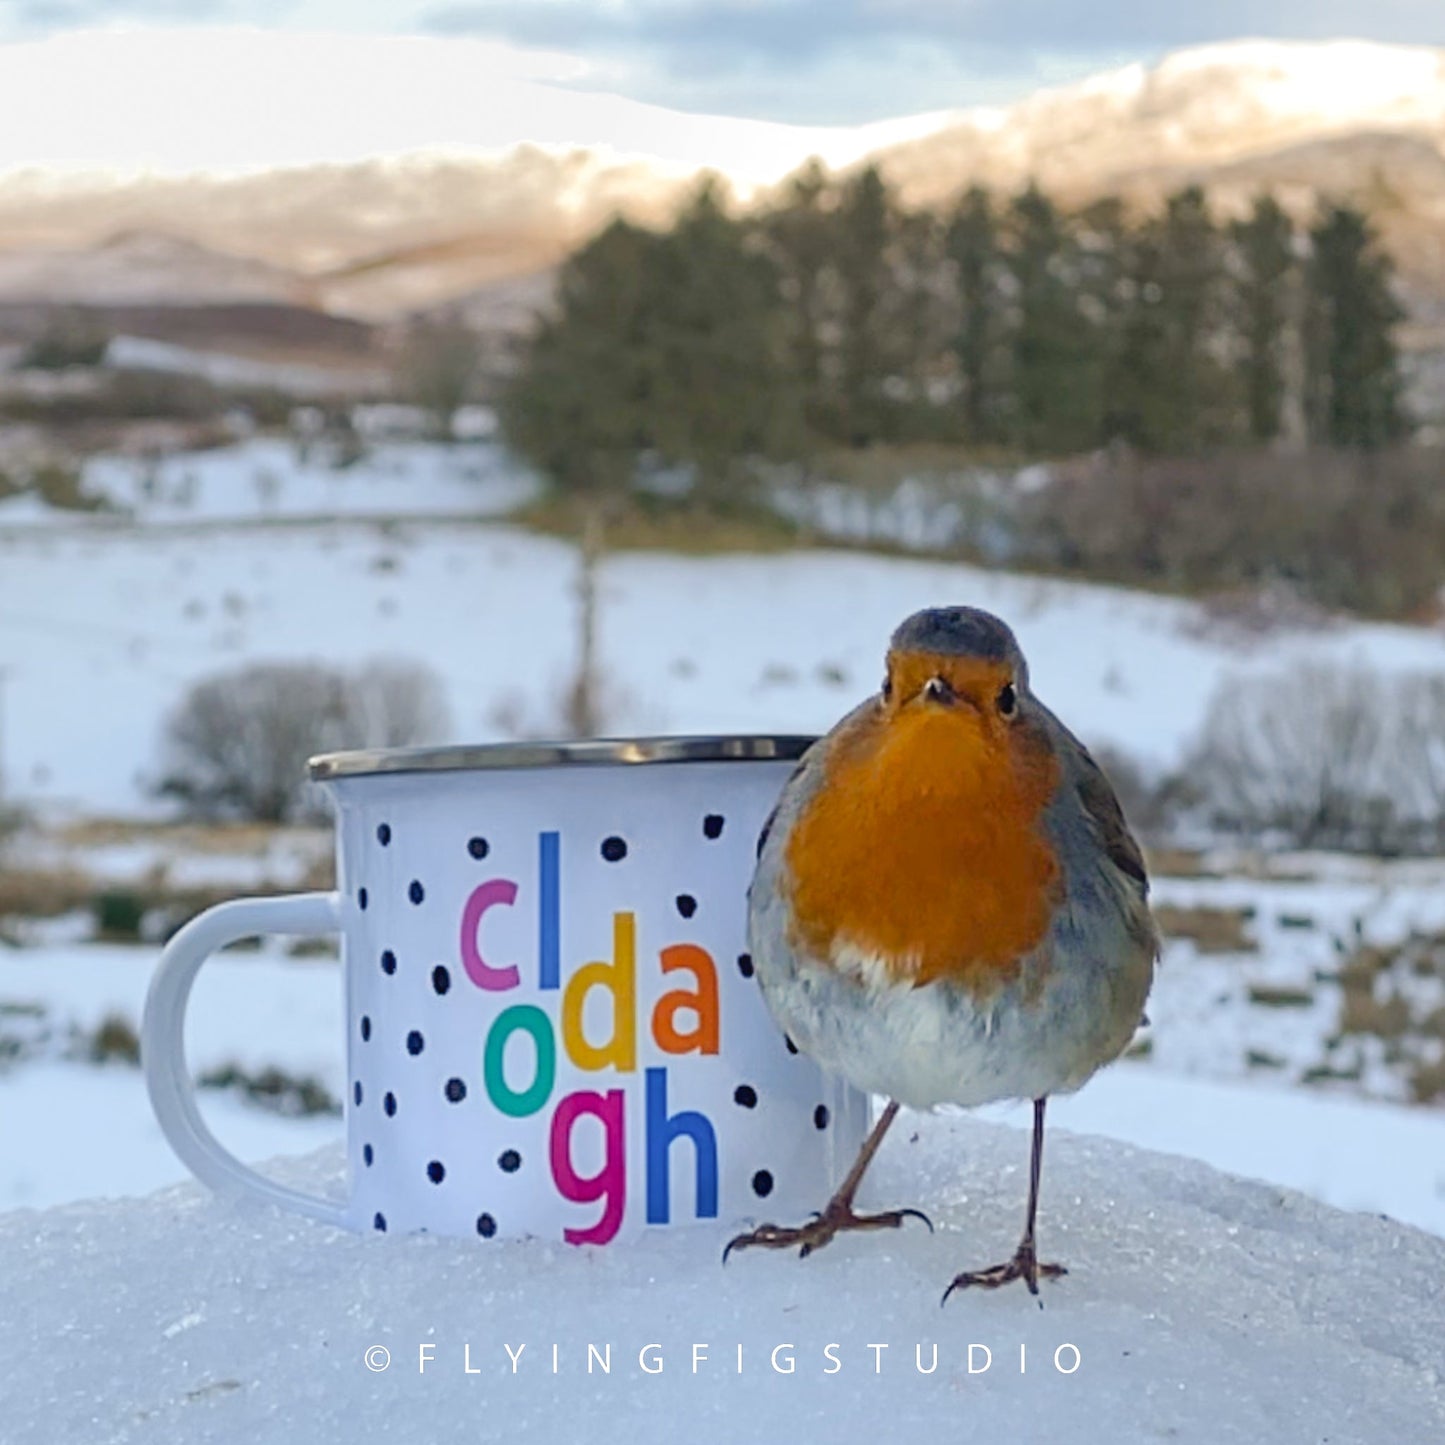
[459,832,721,1245]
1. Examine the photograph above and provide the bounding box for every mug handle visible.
[141,891,349,1227]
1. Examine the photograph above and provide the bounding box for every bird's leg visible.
[942,1097,1067,1303]
[723,1099,932,1261]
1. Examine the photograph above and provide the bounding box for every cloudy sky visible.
[5,1,1443,125]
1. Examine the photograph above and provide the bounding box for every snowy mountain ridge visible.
[1,37,1443,284]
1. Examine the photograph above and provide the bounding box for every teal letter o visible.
[484,1005,556,1117]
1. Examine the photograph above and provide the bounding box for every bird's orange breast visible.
[783,701,1062,994]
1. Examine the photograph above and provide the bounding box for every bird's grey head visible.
[888,606,1030,691]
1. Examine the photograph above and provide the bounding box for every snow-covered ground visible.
[4,868,1444,1233]
[5,484,1445,812]
[102,335,388,397]
[5,1118,1442,1445]
[70,434,540,526]
[3,439,1444,1437]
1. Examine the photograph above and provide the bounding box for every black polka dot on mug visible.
[353,1081,363,1107]
[751,1170,774,1198]
[600,836,627,862]
[427,1160,446,1184]
[376,823,391,846]
[384,1092,397,1117]
[431,965,451,995]
[476,1212,497,1238]
[737,953,754,979]
[703,814,725,839]
[373,1212,387,1232]
[445,1077,466,1103]
[733,1084,758,1109]
[675,894,697,919]
[467,836,489,860]
[360,1015,372,1041]
[357,887,368,911]
[814,1105,830,1130]
[498,1149,521,1173]
[408,880,425,905]
[381,950,396,976]
[363,1143,373,1167]
[406,1029,425,1056]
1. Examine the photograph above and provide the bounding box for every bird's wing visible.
[1068,735,1149,892]
[1030,702,1148,891]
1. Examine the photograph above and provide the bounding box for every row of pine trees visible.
[500,163,1408,503]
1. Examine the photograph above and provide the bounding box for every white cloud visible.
[0,25,959,180]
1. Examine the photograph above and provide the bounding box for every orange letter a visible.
[652,944,719,1056]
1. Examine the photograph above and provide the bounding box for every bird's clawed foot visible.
[723,1197,933,1262]
[942,1238,1066,1305]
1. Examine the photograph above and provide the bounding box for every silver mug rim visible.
[308,734,817,781]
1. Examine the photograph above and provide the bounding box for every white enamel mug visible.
[141,736,871,1244]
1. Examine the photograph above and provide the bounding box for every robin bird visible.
[726,605,1158,1299]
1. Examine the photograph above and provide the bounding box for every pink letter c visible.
[460,879,520,990]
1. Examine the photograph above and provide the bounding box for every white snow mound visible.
[4,1112,1442,1444]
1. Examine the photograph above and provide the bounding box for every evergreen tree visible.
[1075,195,1129,440]
[1304,203,1409,449]
[762,158,836,430]
[945,186,1007,444]
[1075,195,1129,326]
[1231,194,1295,443]
[1107,187,1233,451]
[500,185,797,511]
[644,179,800,504]
[1155,186,1233,449]
[1104,217,1170,449]
[1003,184,1100,454]
[831,164,897,445]
[497,217,657,499]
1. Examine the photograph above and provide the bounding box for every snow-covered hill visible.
[3,38,1445,324]
[4,439,1445,814]
[876,39,1445,201]
[0,230,314,308]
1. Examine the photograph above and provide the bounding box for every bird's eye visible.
[924,676,954,704]
[996,682,1018,717]
[881,675,892,700]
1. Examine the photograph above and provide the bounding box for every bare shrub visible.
[0,865,94,921]
[88,1013,141,1065]
[154,658,452,823]
[1186,661,1445,853]
[22,309,109,369]
[198,1062,338,1116]
[1189,583,1336,643]
[341,657,452,750]
[0,802,29,861]
[1022,448,1445,620]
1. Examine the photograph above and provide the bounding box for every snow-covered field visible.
[102,335,389,397]
[5,439,1445,813]
[3,437,1445,1438]
[6,861,1444,1232]
[71,433,537,527]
